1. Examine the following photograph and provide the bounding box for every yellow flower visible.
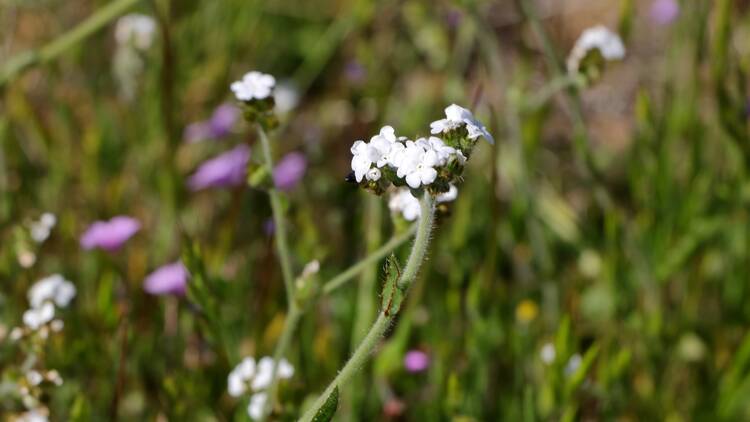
[515,299,539,324]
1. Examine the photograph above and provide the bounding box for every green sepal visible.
[311,386,339,422]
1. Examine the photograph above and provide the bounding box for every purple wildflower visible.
[344,60,367,85]
[273,152,307,191]
[80,216,140,252]
[404,350,430,373]
[143,261,189,296]
[650,0,679,25]
[183,103,239,143]
[264,219,275,237]
[188,144,251,191]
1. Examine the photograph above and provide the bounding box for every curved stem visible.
[0,0,142,87]
[522,73,585,112]
[321,223,417,295]
[299,192,435,422]
[257,125,296,307]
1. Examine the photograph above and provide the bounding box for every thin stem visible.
[257,125,296,307]
[522,73,586,112]
[299,192,435,422]
[0,0,142,87]
[261,305,302,419]
[321,224,417,295]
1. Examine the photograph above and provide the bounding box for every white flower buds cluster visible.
[227,356,294,420]
[349,104,492,198]
[112,14,157,100]
[14,274,75,339]
[231,70,279,129]
[389,185,458,221]
[567,25,625,80]
[29,213,56,244]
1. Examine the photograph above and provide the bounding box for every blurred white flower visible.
[565,353,582,375]
[389,189,422,221]
[17,409,49,422]
[47,370,63,386]
[436,184,458,202]
[26,370,43,386]
[540,343,556,364]
[28,274,76,309]
[252,356,293,390]
[366,168,382,181]
[227,356,294,398]
[115,14,156,50]
[247,392,268,420]
[29,213,56,243]
[430,104,494,144]
[231,71,276,101]
[228,357,257,397]
[566,25,625,74]
[274,81,300,113]
[23,303,55,330]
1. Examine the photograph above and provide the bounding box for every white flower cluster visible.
[14,368,64,420]
[430,104,494,145]
[228,356,294,420]
[566,25,625,74]
[16,275,75,334]
[29,213,56,243]
[388,185,458,221]
[115,14,157,50]
[231,71,276,102]
[351,126,466,189]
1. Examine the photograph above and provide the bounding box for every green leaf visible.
[312,386,339,422]
[380,254,403,316]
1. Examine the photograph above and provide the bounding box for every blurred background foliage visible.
[2,0,750,420]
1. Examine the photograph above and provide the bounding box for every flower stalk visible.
[299,191,435,422]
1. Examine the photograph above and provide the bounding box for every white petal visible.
[247,392,268,420]
[405,172,422,189]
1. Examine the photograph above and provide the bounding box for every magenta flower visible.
[188,144,251,191]
[144,261,189,296]
[404,350,430,373]
[183,103,239,143]
[273,152,307,191]
[650,0,679,25]
[80,216,140,251]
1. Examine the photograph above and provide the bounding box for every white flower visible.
[228,356,293,398]
[366,168,381,181]
[350,126,397,182]
[565,353,582,376]
[540,343,556,365]
[26,370,43,386]
[388,189,422,221]
[30,213,56,243]
[396,141,439,189]
[28,274,76,309]
[430,104,494,144]
[47,370,63,386]
[17,409,49,422]
[228,357,256,397]
[231,71,276,101]
[436,184,458,203]
[274,81,300,113]
[567,25,625,74]
[115,14,156,50]
[247,392,268,420]
[23,303,55,330]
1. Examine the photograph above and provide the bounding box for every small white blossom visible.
[28,274,76,309]
[436,184,458,202]
[115,14,156,50]
[26,370,43,386]
[30,213,56,243]
[23,303,55,330]
[350,126,398,182]
[47,370,63,386]
[565,353,583,376]
[228,357,256,397]
[50,319,64,332]
[396,141,439,189]
[389,189,422,221]
[227,356,293,398]
[17,409,49,422]
[247,392,268,420]
[274,81,300,113]
[231,71,276,101]
[430,104,494,144]
[540,343,556,365]
[366,168,382,181]
[567,25,625,74]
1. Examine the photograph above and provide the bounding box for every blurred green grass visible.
[2,0,750,420]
